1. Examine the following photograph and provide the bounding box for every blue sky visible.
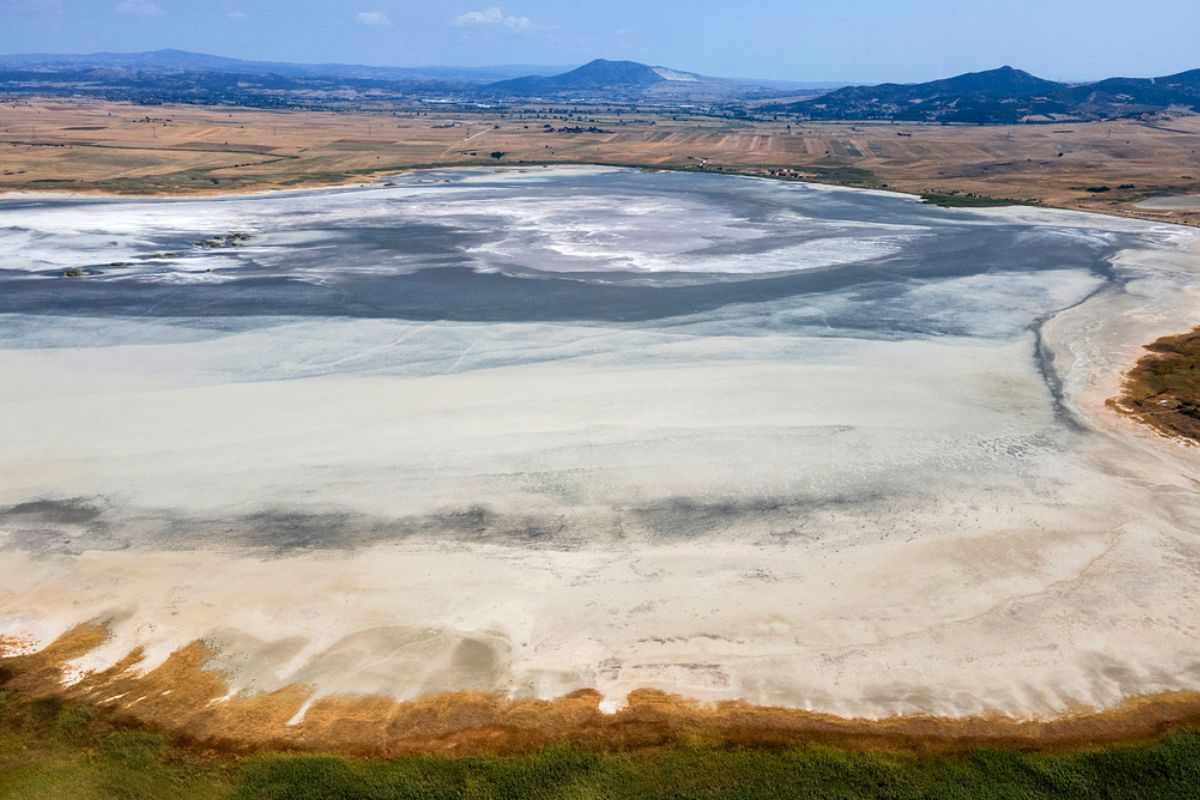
[3,0,1198,82]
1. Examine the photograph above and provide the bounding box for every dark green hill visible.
[765,65,1200,122]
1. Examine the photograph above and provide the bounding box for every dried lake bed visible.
[1,166,1199,741]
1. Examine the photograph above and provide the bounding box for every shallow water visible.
[1,167,1125,329]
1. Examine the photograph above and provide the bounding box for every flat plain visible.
[2,98,1199,224]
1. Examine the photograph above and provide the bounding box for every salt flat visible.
[1,167,1198,725]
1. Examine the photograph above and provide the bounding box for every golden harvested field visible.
[1,97,1199,224]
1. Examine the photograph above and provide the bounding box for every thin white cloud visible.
[355,11,390,27]
[227,10,248,20]
[452,7,532,30]
[115,0,164,16]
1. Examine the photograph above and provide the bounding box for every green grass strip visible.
[3,690,1199,799]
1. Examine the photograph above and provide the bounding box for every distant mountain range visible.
[0,50,804,107]
[762,65,1200,123]
[0,48,569,85]
[1,51,1197,121]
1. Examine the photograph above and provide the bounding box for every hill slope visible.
[481,58,762,100]
[765,66,1200,122]
[486,59,667,95]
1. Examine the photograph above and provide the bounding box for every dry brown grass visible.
[1110,326,1200,443]
[1,98,1199,225]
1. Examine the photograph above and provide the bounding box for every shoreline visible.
[3,158,1199,231]
[6,623,1200,756]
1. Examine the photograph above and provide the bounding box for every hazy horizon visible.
[3,0,1199,84]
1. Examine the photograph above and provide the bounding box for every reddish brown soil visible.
[5,623,1200,757]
